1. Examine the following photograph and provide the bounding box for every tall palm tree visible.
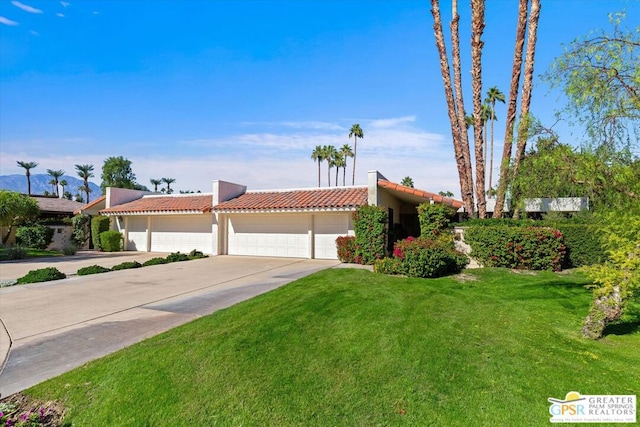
[339,144,354,186]
[16,161,38,195]
[78,185,92,203]
[162,177,176,194]
[46,169,65,197]
[150,178,162,192]
[348,124,364,185]
[470,0,487,218]
[323,145,338,187]
[311,145,325,187]
[485,86,505,195]
[332,155,346,187]
[75,164,94,203]
[401,176,414,188]
[59,179,67,197]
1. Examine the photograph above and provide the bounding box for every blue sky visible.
[1,0,637,195]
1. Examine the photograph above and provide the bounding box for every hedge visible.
[353,205,387,265]
[335,236,356,263]
[15,224,54,250]
[91,216,110,250]
[100,230,123,252]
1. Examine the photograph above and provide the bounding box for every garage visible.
[150,215,213,254]
[313,213,351,259]
[227,214,310,258]
[125,216,148,251]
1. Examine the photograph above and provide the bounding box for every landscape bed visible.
[6,268,640,426]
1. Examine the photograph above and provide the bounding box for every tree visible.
[332,155,346,188]
[150,179,162,192]
[0,190,40,244]
[349,124,364,185]
[485,86,506,194]
[543,13,639,151]
[493,0,540,218]
[470,0,487,218]
[59,179,68,197]
[100,156,137,193]
[311,145,324,188]
[401,176,414,188]
[46,169,65,197]
[339,144,354,186]
[323,145,338,187]
[16,161,38,196]
[78,185,92,203]
[438,190,455,197]
[75,164,94,203]
[162,178,176,194]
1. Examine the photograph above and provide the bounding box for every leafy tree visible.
[348,124,364,185]
[75,164,95,203]
[162,178,176,194]
[543,13,639,151]
[16,161,38,195]
[401,176,414,188]
[311,145,324,187]
[582,206,640,339]
[339,144,354,186]
[0,190,40,244]
[100,156,138,193]
[150,178,162,192]
[46,169,64,197]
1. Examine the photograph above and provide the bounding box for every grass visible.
[23,268,640,426]
[0,247,63,261]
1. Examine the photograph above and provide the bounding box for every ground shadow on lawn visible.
[604,320,640,336]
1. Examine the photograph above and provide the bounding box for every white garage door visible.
[314,214,350,260]
[228,214,309,258]
[126,216,148,251]
[150,215,213,254]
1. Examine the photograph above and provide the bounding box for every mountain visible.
[0,174,102,201]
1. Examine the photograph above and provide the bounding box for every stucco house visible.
[83,171,462,260]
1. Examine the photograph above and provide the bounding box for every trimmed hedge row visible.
[464,226,566,271]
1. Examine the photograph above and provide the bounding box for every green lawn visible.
[24,268,640,426]
[0,247,63,261]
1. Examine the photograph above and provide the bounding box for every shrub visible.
[353,205,387,264]
[77,265,111,275]
[91,216,110,250]
[62,245,77,256]
[100,230,123,252]
[373,257,402,275]
[166,252,189,263]
[5,245,27,260]
[392,237,468,278]
[15,224,54,250]
[17,267,66,284]
[335,236,356,263]
[188,249,207,259]
[143,257,169,266]
[549,223,606,268]
[112,261,142,271]
[71,214,90,248]
[464,226,566,271]
[417,203,456,238]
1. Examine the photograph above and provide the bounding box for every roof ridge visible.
[245,185,367,194]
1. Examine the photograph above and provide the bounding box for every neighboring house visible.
[2,195,86,250]
[93,171,463,260]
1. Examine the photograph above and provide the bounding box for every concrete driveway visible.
[0,254,339,397]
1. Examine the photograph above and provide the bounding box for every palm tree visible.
[348,124,364,185]
[75,164,94,203]
[78,185,92,203]
[16,161,38,195]
[401,176,414,188]
[46,169,65,197]
[60,179,67,197]
[333,155,346,187]
[311,145,325,188]
[323,145,338,187]
[470,0,487,218]
[150,178,162,192]
[339,144,354,186]
[162,178,176,194]
[485,86,505,196]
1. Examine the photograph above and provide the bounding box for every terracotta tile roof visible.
[213,187,368,212]
[377,179,464,209]
[74,195,106,214]
[100,195,213,215]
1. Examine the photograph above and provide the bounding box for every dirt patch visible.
[0,392,66,426]
[453,273,479,282]
[511,269,538,275]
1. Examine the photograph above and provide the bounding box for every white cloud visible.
[60,1,70,7]
[11,1,43,14]
[56,13,64,17]
[0,16,19,26]
[367,116,416,128]
[29,29,39,35]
